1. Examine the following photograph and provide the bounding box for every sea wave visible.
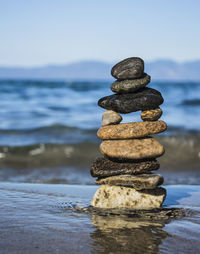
[0,123,199,146]
[0,79,109,91]
[0,135,199,170]
[181,99,200,106]
[0,79,200,133]
[0,124,98,146]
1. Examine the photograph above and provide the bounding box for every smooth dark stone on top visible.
[110,73,151,94]
[98,88,164,114]
[111,57,144,80]
[90,157,160,178]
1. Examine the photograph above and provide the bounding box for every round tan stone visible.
[102,110,122,126]
[95,174,164,190]
[91,184,166,209]
[141,108,163,121]
[97,120,167,140]
[100,138,165,160]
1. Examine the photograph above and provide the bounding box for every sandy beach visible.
[0,182,199,254]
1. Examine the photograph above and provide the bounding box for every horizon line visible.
[1,58,200,69]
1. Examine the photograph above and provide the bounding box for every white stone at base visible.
[91,184,166,210]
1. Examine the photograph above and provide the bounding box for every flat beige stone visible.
[102,110,122,126]
[97,121,167,140]
[100,138,165,160]
[91,184,166,209]
[141,108,163,121]
[95,174,164,190]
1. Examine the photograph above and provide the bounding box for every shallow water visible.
[0,182,200,254]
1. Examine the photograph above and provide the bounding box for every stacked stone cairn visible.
[90,57,167,210]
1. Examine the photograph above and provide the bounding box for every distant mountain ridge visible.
[0,59,200,81]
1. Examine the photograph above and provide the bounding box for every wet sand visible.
[0,183,200,254]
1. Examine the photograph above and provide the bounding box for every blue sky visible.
[0,0,200,66]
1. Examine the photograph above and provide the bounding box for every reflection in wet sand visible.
[92,214,163,229]
[91,214,168,253]
[0,183,199,254]
[89,208,188,254]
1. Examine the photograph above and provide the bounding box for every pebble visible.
[97,120,167,140]
[100,138,165,160]
[98,88,164,114]
[90,157,160,177]
[111,73,150,93]
[141,108,163,121]
[95,174,164,190]
[91,185,166,209]
[111,57,144,80]
[102,110,122,126]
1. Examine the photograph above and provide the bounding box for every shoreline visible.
[0,182,200,254]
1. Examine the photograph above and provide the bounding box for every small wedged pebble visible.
[110,73,150,94]
[90,157,160,177]
[98,88,164,114]
[100,138,165,160]
[141,108,163,121]
[91,185,166,209]
[95,174,164,190]
[97,120,167,140]
[101,110,122,126]
[111,57,144,80]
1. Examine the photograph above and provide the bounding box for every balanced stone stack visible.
[90,57,167,210]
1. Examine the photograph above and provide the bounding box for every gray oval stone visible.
[111,57,144,80]
[111,73,150,94]
[102,110,122,126]
[98,88,164,114]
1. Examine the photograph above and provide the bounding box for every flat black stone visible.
[111,57,144,80]
[98,88,164,113]
[90,157,160,178]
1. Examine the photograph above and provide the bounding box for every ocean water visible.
[0,80,199,183]
[0,80,200,253]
